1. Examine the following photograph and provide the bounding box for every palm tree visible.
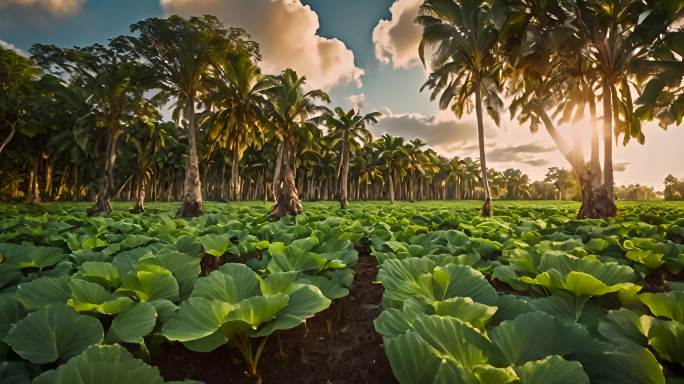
[125,119,175,213]
[322,107,381,208]
[502,168,531,199]
[416,0,506,216]
[353,144,384,200]
[404,138,429,201]
[202,51,272,201]
[502,0,610,216]
[115,15,260,217]
[544,167,578,200]
[267,69,330,218]
[487,168,506,199]
[503,0,682,217]
[32,43,157,214]
[420,148,441,200]
[565,0,682,191]
[461,157,482,199]
[374,134,408,203]
[0,47,40,157]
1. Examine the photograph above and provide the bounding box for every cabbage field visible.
[0,201,683,384]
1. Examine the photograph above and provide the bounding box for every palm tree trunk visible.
[271,140,303,218]
[272,142,284,199]
[474,86,492,217]
[339,142,349,208]
[588,93,600,168]
[219,161,227,201]
[130,174,146,213]
[177,96,203,217]
[230,149,240,201]
[26,154,41,204]
[89,129,121,215]
[602,82,614,195]
[0,122,16,157]
[388,171,395,203]
[537,102,615,218]
[44,158,53,199]
[408,171,414,201]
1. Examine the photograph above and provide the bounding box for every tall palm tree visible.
[416,0,506,216]
[405,138,429,201]
[503,0,682,217]
[323,107,381,208]
[202,51,272,201]
[0,47,40,158]
[487,168,507,199]
[125,119,174,213]
[565,0,682,192]
[503,0,608,216]
[420,148,441,200]
[32,43,157,214]
[115,15,260,217]
[461,157,482,199]
[267,69,330,218]
[374,134,408,203]
[502,168,531,199]
[353,144,384,200]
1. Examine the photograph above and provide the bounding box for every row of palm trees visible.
[664,175,684,200]
[3,0,682,218]
[0,54,577,206]
[416,0,684,217]
[0,14,575,218]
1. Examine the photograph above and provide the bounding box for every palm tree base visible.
[270,176,303,219]
[481,198,493,217]
[177,199,203,218]
[578,184,616,219]
[129,203,145,214]
[87,196,112,216]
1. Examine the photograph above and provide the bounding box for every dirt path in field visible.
[154,252,396,384]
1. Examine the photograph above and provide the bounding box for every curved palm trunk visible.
[177,97,204,217]
[272,142,284,200]
[474,87,492,217]
[271,140,303,218]
[339,141,350,209]
[0,122,17,157]
[536,105,616,218]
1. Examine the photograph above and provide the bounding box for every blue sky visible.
[1,0,682,188]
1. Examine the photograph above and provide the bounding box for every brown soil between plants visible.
[153,254,396,384]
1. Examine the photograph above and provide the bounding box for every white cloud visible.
[372,108,496,156]
[372,0,423,69]
[161,0,364,91]
[347,94,365,110]
[0,39,28,56]
[0,0,84,14]
[487,142,556,166]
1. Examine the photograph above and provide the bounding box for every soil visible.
[153,253,396,384]
[488,277,525,296]
[642,268,684,293]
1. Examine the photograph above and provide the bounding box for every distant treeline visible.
[664,175,684,201]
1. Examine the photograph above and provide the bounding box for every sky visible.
[1,0,682,189]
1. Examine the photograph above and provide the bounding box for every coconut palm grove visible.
[1,0,684,383]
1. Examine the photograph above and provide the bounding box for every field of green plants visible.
[1,201,683,383]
